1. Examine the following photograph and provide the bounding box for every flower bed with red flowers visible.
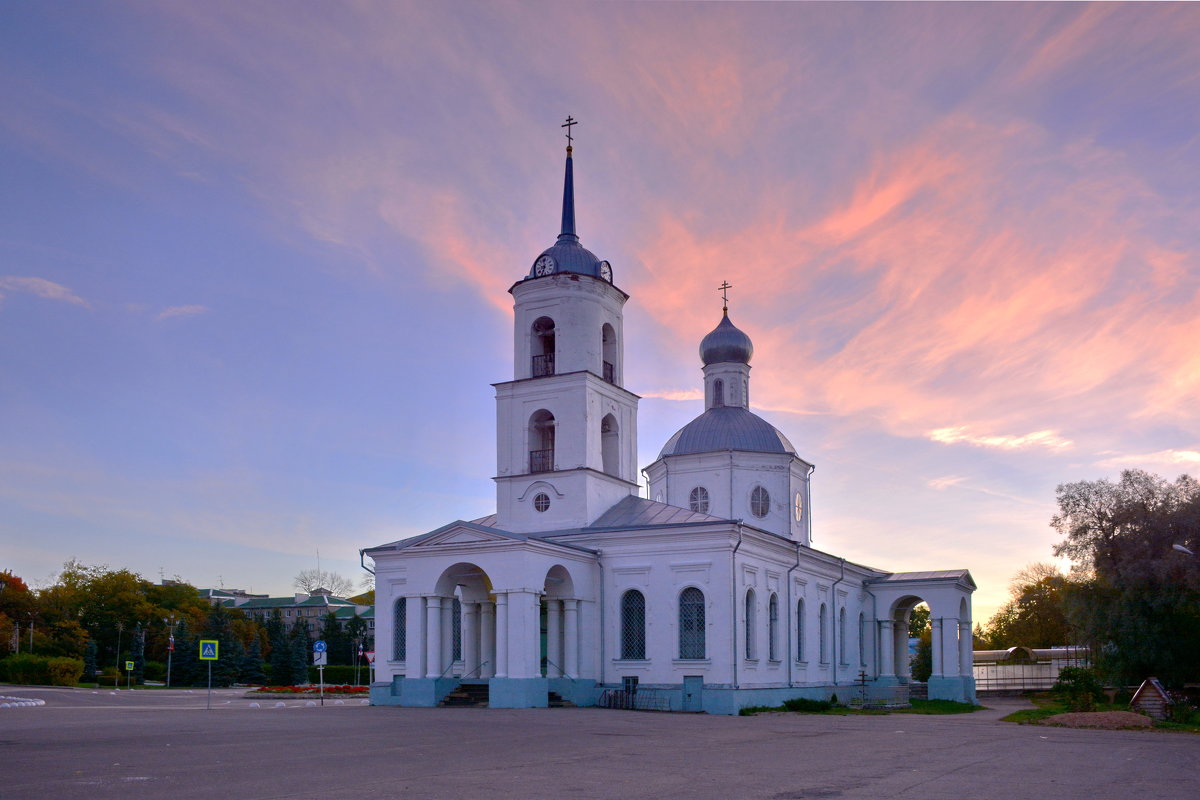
[251,685,369,695]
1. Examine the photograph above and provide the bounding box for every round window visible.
[689,486,710,514]
[794,491,803,521]
[750,485,770,518]
[533,493,551,512]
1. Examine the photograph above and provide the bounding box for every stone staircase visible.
[547,691,575,708]
[440,682,489,707]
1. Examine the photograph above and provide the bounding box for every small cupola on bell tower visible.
[492,119,640,533]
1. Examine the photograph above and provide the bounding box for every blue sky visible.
[3,2,1199,623]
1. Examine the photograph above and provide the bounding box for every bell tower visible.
[493,122,640,533]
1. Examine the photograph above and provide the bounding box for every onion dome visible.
[699,312,753,365]
[658,407,796,458]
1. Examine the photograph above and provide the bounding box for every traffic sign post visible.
[199,640,218,710]
[314,641,327,705]
[125,661,134,690]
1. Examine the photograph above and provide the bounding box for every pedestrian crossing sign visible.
[199,639,219,660]
[125,661,134,671]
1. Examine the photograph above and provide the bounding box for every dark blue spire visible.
[559,145,577,241]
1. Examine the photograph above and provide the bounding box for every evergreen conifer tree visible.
[131,623,146,685]
[289,618,311,685]
[83,639,99,682]
[241,638,267,685]
[173,621,200,687]
[267,610,290,685]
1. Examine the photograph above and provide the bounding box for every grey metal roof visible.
[587,495,725,528]
[658,407,797,458]
[700,312,753,365]
[867,569,976,589]
[528,238,604,278]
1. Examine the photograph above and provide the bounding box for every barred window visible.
[393,597,406,661]
[678,587,705,659]
[768,593,779,661]
[796,598,805,661]
[452,598,462,662]
[689,486,710,514]
[750,485,770,518]
[620,590,646,660]
[745,589,757,660]
[819,602,828,663]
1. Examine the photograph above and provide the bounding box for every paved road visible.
[0,687,1194,800]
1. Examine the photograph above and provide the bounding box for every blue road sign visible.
[314,640,327,653]
[199,640,218,660]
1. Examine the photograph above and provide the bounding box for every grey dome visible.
[658,407,796,458]
[700,313,753,365]
[528,237,604,279]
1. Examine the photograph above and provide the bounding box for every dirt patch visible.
[1041,710,1153,730]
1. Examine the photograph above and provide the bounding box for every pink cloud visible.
[0,276,89,308]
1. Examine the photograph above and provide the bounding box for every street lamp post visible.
[164,615,178,688]
[114,622,124,690]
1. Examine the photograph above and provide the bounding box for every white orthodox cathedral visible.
[364,135,976,713]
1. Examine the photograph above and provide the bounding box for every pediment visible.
[410,524,514,549]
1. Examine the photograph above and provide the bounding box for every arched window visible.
[452,598,462,662]
[678,587,705,660]
[819,603,828,664]
[796,598,805,661]
[768,594,779,661]
[528,409,555,473]
[689,486,709,514]
[839,607,847,665]
[531,317,555,377]
[713,378,724,407]
[620,590,646,660]
[858,612,866,667]
[601,414,619,476]
[745,589,757,660]
[393,597,406,661]
[601,323,616,383]
[750,485,770,518]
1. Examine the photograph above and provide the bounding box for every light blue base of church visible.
[370,677,976,713]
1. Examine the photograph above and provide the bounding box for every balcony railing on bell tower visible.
[529,449,554,473]
[532,353,555,378]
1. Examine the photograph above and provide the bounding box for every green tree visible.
[907,604,930,638]
[82,639,99,682]
[1051,470,1200,686]
[131,623,146,685]
[266,610,290,684]
[288,619,311,685]
[172,620,200,687]
[241,638,267,685]
[980,563,1072,648]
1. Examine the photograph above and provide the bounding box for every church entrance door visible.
[682,676,703,712]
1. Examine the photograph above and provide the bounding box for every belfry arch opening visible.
[531,316,555,377]
[601,413,619,476]
[601,323,616,383]
[529,409,555,473]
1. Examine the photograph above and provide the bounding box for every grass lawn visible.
[1002,691,1200,733]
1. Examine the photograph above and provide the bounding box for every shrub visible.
[47,657,84,686]
[307,665,366,685]
[782,697,833,713]
[143,660,166,682]
[1053,666,1103,712]
[1,654,51,685]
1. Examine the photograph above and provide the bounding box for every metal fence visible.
[597,688,672,711]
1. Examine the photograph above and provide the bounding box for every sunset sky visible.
[3,2,1199,624]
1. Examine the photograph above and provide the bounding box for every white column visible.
[563,599,579,678]
[546,599,562,677]
[425,596,443,679]
[463,603,479,677]
[494,593,509,678]
[959,620,973,677]
[930,618,943,678]
[505,590,537,679]
[481,601,496,678]
[441,599,454,674]
[941,617,960,677]
[879,620,895,678]
[405,596,425,678]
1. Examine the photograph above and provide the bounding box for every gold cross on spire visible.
[718,280,732,313]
